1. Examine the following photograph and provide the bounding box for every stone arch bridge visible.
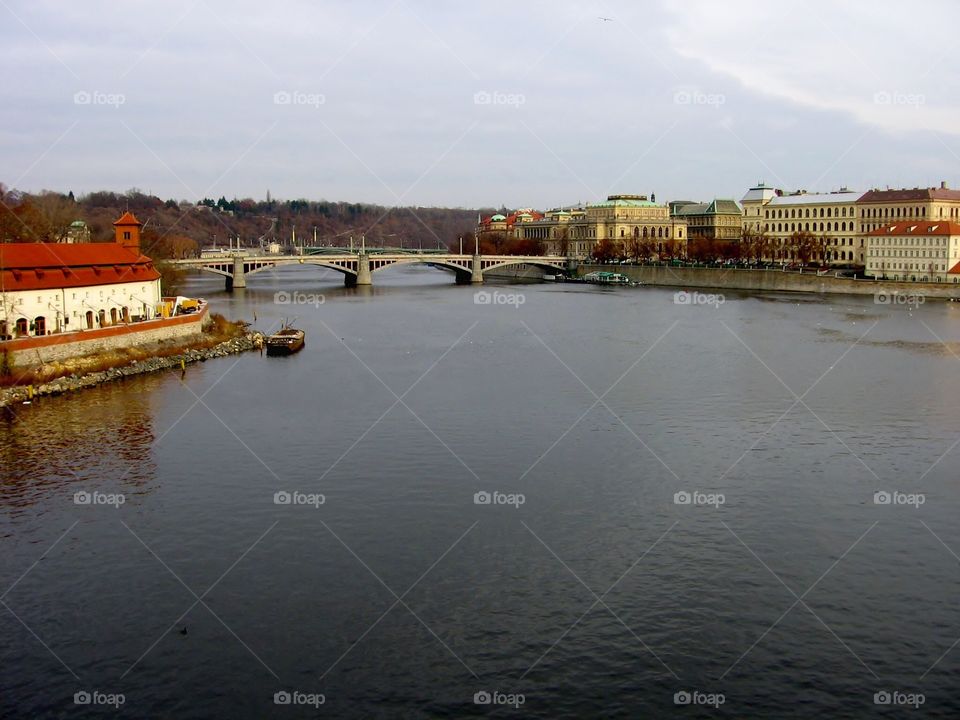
[168,252,572,289]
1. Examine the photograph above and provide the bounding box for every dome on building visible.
[490,214,507,221]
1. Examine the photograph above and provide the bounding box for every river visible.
[2,264,959,718]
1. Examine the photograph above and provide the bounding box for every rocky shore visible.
[0,332,264,409]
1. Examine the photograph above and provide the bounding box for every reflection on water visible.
[3,266,960,718]
[0,375,160,518]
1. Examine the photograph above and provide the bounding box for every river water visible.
[2,264,960,718]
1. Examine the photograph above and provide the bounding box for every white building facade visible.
[865,221,960,283]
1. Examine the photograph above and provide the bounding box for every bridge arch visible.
[481,258,567,274]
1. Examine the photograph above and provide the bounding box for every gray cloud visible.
[2,0,959,207]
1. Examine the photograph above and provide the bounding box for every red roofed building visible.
[476,209,545,241]
[866,220,960,282]
[858,182,960,234]
[1,212,162,339]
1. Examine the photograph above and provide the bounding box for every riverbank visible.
[577,264,960,299]
[0,321,264,408]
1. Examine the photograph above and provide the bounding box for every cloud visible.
[662,0,960,135]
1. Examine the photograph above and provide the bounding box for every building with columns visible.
[481,194,688,259]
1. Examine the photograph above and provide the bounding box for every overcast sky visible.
[3,0,959,208]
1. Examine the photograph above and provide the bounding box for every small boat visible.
[265,325,305,355]
[584,271,632,285]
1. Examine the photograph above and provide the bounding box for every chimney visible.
[113,211,143,256]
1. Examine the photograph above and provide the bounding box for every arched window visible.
[85,311,94,329]
[658,227,663,238]
[15,318,28,336]
[34,316,46,335]
[642,227,648,238]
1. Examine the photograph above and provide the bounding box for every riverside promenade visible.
[578,264,960,300]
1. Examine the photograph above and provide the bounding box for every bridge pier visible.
[471,254,483,284]
[229,256,246,290]
[355,253,372,285]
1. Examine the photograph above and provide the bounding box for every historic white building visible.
[865,220,960,283]
[0,212,162,339]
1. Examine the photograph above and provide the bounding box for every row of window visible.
[873,249,947,258]
[765,222,855,233]
[0,306,137,339]
[871,236,950,246]
[766,206,854,219]
[868,263,947,271]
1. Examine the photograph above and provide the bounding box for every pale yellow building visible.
[857,184,960,233]
[760,190,862,264]
[514,194,688,259]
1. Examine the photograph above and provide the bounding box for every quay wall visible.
[2,306,209,367]
[577,265,960,300]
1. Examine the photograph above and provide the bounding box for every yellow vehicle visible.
[156,296,202,318]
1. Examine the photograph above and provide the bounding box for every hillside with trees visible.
[0,184,486,256]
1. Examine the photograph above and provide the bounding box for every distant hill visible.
[0,185,496,255]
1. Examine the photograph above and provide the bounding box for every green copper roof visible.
[588,197,658,208]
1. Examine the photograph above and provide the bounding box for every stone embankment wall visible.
[2,307,209,367]
[0,332,262,408]
[577,265,960,299]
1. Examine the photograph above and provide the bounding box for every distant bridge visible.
[169,252,572,289]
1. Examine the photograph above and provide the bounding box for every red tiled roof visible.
[112,211,142,226]
[480,210,545,227]
[866,221,960,236]
[0,242,159,291]
[949,261,960,274]
[858,188,960,203]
